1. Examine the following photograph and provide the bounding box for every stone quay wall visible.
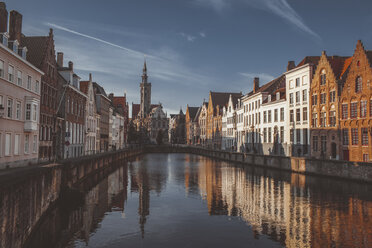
[145,145,372,183]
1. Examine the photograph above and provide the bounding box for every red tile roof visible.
[21,36,49,68]
[327,56,351,79]
[296,56,321,68]
[210,92,242,109]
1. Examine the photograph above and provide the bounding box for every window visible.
[25,103,31,120]
[268,110,272,123]
[263,111,267,123]
[329,91,336,103]
[5,133,11,156]
[363,154,369,162]
[290,129,294,143]
[312,113,317,127]
[290,110,294,123]
[0,60,3,78]
[302,89,307,102]
[296,78,300,87]
[320,112,326,127]
[280,126,284,143]
[33,104,37,121]
[320,73,326,85]
[313,136,318,152]
[312,95,317,105]
[351,128,358,145]
[274,109,278,122]
[303,107,307,121]
[8,65,14,82]
[17,71,22,86]
[303,129,308,145]
[355,76,362,92]
[268,127,272,143]
[350,102,357,119]
[16,101,21,120]
[321,136,327,152]
[343,129,349,145]
[302,75,308,85]
[33,135,37,153]
[296,108,301,122]
[14,134,19,155]
[360,100,367,118]
[263,128,267,143]
[25,134,29,154]
[296,91,300,104]
[7,98,13,118]
[362,128,368,146]
[330,111,336,127]
[27,76,32,90]
[35,81,39,93]
[280,108,284,122]
[320,93,326,104]
[342,104,348,119]
[290,93,293,105]
[296,129,301,144]
[255,113,258,124]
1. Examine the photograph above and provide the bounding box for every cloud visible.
[46,22,152,58]
[199,32,206,38]
[239,72,275,83]
[180,32,197,42]
[194,0,321,41]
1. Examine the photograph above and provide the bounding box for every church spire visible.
[142,58,148,84]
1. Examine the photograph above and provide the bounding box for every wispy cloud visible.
[180,32,197,42]
[239,72,275,83]
[46,22,152,58]
[194,0,321,41]
[199,32,206,38]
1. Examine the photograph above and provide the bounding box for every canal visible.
[25,153,372,248]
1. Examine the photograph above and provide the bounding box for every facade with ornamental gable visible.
[339,40,372,162]
[198,101,208,146]
[185,105,200,145]
[207,91,242,149]
[309,51,351,160]
[222,94,240,151]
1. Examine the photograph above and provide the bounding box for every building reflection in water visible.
[25,154,372,248]
[195,157,372,248]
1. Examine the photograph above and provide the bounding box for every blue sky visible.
[7,0,372,114]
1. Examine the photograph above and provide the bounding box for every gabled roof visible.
[246,74,286,98]
[340,57,353,78]
[366,51,372,68]
[21,36,49,68]
[193,107,201,122]
[92,82,108,97]
[187,106,199,120]
[210,92,242,109]
[296,56,321,68]
[326,56,351,79]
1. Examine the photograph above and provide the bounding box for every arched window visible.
[355,76,362,92]
[320,69,326,85]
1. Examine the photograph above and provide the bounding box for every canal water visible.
[26,153,372,248]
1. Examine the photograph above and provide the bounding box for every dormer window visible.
[18,47,27,59]
[0,33,8,46]
[12,40,19,53]
[268,95,271,102]
[276,92,280,100]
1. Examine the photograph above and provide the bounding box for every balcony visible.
[24,120,37,132]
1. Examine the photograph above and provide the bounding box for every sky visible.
[6,0,372,115]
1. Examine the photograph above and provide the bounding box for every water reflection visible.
[26,154,372,248]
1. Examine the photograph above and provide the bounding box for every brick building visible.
[21,27,59,161]
[93,82,111,152]
[185,105,199,145]
[309,51,351,160]
[109,93,129,146]
[198,101,208,146]
[339,40,372,162]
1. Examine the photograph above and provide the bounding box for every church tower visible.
[140,60,151,119]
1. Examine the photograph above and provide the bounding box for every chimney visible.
[253,77,259,93]
[89,73,92,82]
[57,52,63,67]
[287,61,295,71]
[9,10,22,42]
[68,61,73,70]
[108,93,114,101]
[0,2,8,33]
